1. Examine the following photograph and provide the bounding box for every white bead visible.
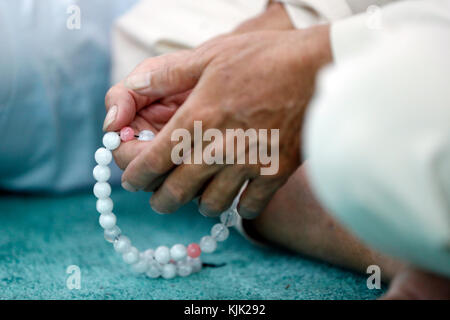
[99,213,117,229]
[103,132,121,151]
[104,226,121,243]
[138,130,155,141]
[188,257,202,273]
[177,261,192,277]
[154,246,171,264]
[93,182,111,199]
[131,258,148,274]
[96,198,113,214]
[161,263,177,279]
[123,246,139,264]
[93,165,111,182]
[114,236,131,254]
[146,261,162,278]
[94,147,112,166]
[200,236,217,253]
[211,223,229,242]
[220,209,238,227]
[141,249,155,261]
[170,244,187,261]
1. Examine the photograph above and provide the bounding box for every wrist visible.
[302,24,333,71]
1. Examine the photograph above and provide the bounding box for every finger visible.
[104,82,152,132]
[199,166,249,217]
[120,61,216,192]
[111,116,158,170]
[121,104,197,191]
[138,102,177,131]
[113,140,148,171]
[137,90,191,131]
[150,162,221,214]
[123,50,209,100]
[237,177,285,220]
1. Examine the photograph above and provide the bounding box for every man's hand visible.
[103,2,292,174]
[108,26,332,219]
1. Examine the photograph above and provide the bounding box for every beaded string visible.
[93,127,238,279]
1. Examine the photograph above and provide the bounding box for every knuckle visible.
[242,189,270,211]
[165,182,189,204]
[149,196,166,214]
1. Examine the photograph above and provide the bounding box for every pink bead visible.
[187,243,201,258]
[120,127,135,142]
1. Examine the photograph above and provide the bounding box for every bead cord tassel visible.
[93,127,238,279]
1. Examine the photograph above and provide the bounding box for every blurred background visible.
[0,0,137,193]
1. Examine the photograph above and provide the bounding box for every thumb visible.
[123,50,206,100]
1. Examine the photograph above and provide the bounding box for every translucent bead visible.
[187,243,201,258]
[138,130,155,141]
[200,236,217,253]
[131,258,148,274]
[93,182,111,199]
[161,263,177,279]
[93,165,111,182]
[211,223,229,242]
[114,236,131,254]
[94,147,112,166]
[220,209,238,227]
[103,132,121,151]
[104,226,121,243]
[99,212,117,229]
[123,246,139,264]
[146,261,162,278]
[177,261,192,277]
[96,198,113,214]
[141,249,155,261]
[170,244,187,261]
[154,246,171,264]
[187,257,202,273]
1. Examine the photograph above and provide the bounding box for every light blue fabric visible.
[0,0,136,193]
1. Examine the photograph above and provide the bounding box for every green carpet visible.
[0,189,385,299]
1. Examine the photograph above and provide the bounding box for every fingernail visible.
[199,204,216,217]
[149,198,166,215]
[237,207,259,220]
[103,105,118,131]
[125,72,151,90]
[122,181,138,192]
[192,197,200,206]
[198,205,209,217]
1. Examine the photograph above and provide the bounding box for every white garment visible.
[305,0,450,276]
[112,0,388,82]
[275,0,397,28]
[112,0,268,82]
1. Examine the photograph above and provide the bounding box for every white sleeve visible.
[111,0,269,82]
[275,0,395,28]
[304,0,450,277]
